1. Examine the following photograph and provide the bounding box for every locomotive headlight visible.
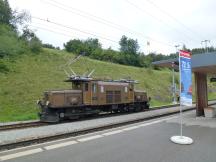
[46,101,50,106]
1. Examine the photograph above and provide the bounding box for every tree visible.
[64,38,102,56]
[0,0,12,25]
[21,27,42,53]
[84,38,101,55]
[0,0,30,29]
[119,35,139,55]
[119,35,128,53]
[42,43,57,49]
[11,10,30,28]
[64,39,85,54]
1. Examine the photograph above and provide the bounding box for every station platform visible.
[0,110,216,162]
[0,104,196,147]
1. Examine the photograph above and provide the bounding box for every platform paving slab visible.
[0,105,196,146]
[1,111,216,162]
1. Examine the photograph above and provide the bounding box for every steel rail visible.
[1,101,216,151]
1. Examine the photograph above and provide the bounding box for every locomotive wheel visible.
[45,112,60,123]
[113,109,119,113]
[135,104,142,112]
[120,106,129,113]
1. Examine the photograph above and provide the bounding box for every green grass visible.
[0,48,215,122]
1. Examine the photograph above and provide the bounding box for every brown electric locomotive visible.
[37,76,150,122]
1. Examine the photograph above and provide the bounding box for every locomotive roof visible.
[65,76,138,84]
[64,76,99,82]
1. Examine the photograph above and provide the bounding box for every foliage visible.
[0,24,27,58]
[0,0,12,26]
[42,43,59,50]
[0,0,41,59]
[0,0,30,29]
[0,60,9,73]
[29,37,42,53]
[119,35,139,55]
[64,38,101,56]
[64,36,181,68]
[21,27,42,53]
[191,46,216,55]
[64,39,85,54]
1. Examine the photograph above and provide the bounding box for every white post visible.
[180,105,183,137]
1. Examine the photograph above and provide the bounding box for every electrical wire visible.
[145,0,205,40]
[40,0,174,47]
[32,16,119,44]
[124,0,200,43]
[31,21,120,41]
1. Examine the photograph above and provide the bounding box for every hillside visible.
[0,48,216,122]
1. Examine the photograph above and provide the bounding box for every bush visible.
[0,24,27,58]
[29,37,42,53]
[0,60,9,73]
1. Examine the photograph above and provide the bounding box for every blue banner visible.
[179,50,192,106]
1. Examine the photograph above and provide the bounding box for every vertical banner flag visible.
[179,50,192,106]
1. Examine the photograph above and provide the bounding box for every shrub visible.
[0,60,9,73]
[0,24,26,58]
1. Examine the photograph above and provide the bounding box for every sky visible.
[8,0,216,54]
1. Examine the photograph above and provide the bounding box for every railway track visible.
[0,100,215,133]
[0,122,48,132]
[0,100,216,151]
[0,104,180,132]
[0,106,194,151]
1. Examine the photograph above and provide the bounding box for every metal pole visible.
[178,51,183,137]
[172,45,179,104]
[172,62,176,104]
[180,104,183,137]
[201,40,210,53]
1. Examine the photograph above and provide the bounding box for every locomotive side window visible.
[72,82,81,90]
[101,86,104,93]
[124,87,128,93]
[129,84,134,91]
[85,83,88,91]
[92,83,97,93]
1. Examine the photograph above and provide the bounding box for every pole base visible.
[170,136,193,145]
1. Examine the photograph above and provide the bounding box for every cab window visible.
[85,83,88,91]
[125,87,128,93]
[129,84,134,91]
[92,83,97,93]
[72,82,81,90]
[101,86,104,93]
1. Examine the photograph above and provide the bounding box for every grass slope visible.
[0,48,215,122]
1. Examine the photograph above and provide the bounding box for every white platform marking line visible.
[122,125,140,131]
[0,115,178,157]
[77,135,103,142]
[44,140,78,150]
[102,130,123,136]
[0,148,43,161]
[138,116,178,127]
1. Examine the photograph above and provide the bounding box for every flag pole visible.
[180,104,183,137]
[170,50,193,145]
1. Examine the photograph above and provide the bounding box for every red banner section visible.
[179,50,191,58]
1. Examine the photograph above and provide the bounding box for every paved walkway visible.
[0,105,193,146]
[1,111,216,162]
